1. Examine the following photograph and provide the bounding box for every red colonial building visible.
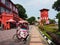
[40,9,49,24]
[0,0,21,30]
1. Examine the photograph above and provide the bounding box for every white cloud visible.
[24,0,57,7]
[25,0,47,6]
[23,0,57,19]
[11,0,57,19]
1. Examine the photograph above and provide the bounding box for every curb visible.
[39,31,55,45]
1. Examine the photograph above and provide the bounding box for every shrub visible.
[38,25,44,31]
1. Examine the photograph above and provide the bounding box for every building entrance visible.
[0,21,2,30]
[10,22,16,29]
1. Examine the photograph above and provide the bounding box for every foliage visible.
[38,24,58,33]
[56,32,60,38]
[52,0,60,11]
[38,25,52,40]
[41,19,46,25]
[38,25,44,30]
[56,13,60,30]
[44,25,58,33]
[27,16,36,24]
[48,24,57,26]
[37,17,40,19]
[42,31,52,40]
[52,0,60,31]
[56,12,60,19]
[38,24,59,44]
[49,19,56,24]
[16,4,28,20]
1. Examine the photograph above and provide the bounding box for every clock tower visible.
[40,9,49,24]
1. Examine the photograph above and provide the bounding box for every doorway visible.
[0,21,2,30]
[10,22,16,29]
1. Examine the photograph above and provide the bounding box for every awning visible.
[19,20,28,23]
[7,19,16,22]
[19,21,23,23]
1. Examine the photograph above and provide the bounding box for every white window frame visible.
[1,0,5,4]
[16,8,18,13]
[1,7,5,13]
[10,3,12,9]
[5,0,10,7]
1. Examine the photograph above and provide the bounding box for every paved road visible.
[0,29,16,42]
[0,25,48,45]
[0,29,30,45]
[0,38,29,45]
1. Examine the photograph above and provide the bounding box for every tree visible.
[27,16,36,24]
[52,0,60,11]
[49,19,56,24]
[56,12,60,19]
[56,13,60,30]
[41,19,46,25]
[37,17,40,19]
[52,0,60,31]
[16,4,28,20]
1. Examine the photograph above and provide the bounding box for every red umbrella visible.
[19,20,28,23]
[7,19,16,22]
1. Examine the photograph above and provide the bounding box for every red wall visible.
[41,10,48,19]
[1,12,13,29]
[40,10,49,24]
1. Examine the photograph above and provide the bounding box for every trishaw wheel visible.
[12,34,19,42]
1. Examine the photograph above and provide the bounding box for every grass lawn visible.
[38,24,58,39]
[44,24,58,33]
[38,24,60,45]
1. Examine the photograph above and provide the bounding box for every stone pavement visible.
[0,25,49,45]
[29,25,49,45]
[0,29,16,42]
[0,29,29,45]
[0,38,29,45]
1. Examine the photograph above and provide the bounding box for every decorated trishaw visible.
[13,20,29,43]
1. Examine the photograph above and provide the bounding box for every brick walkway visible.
[29,26,48,45]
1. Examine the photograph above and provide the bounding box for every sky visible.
[11,0,58,20]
